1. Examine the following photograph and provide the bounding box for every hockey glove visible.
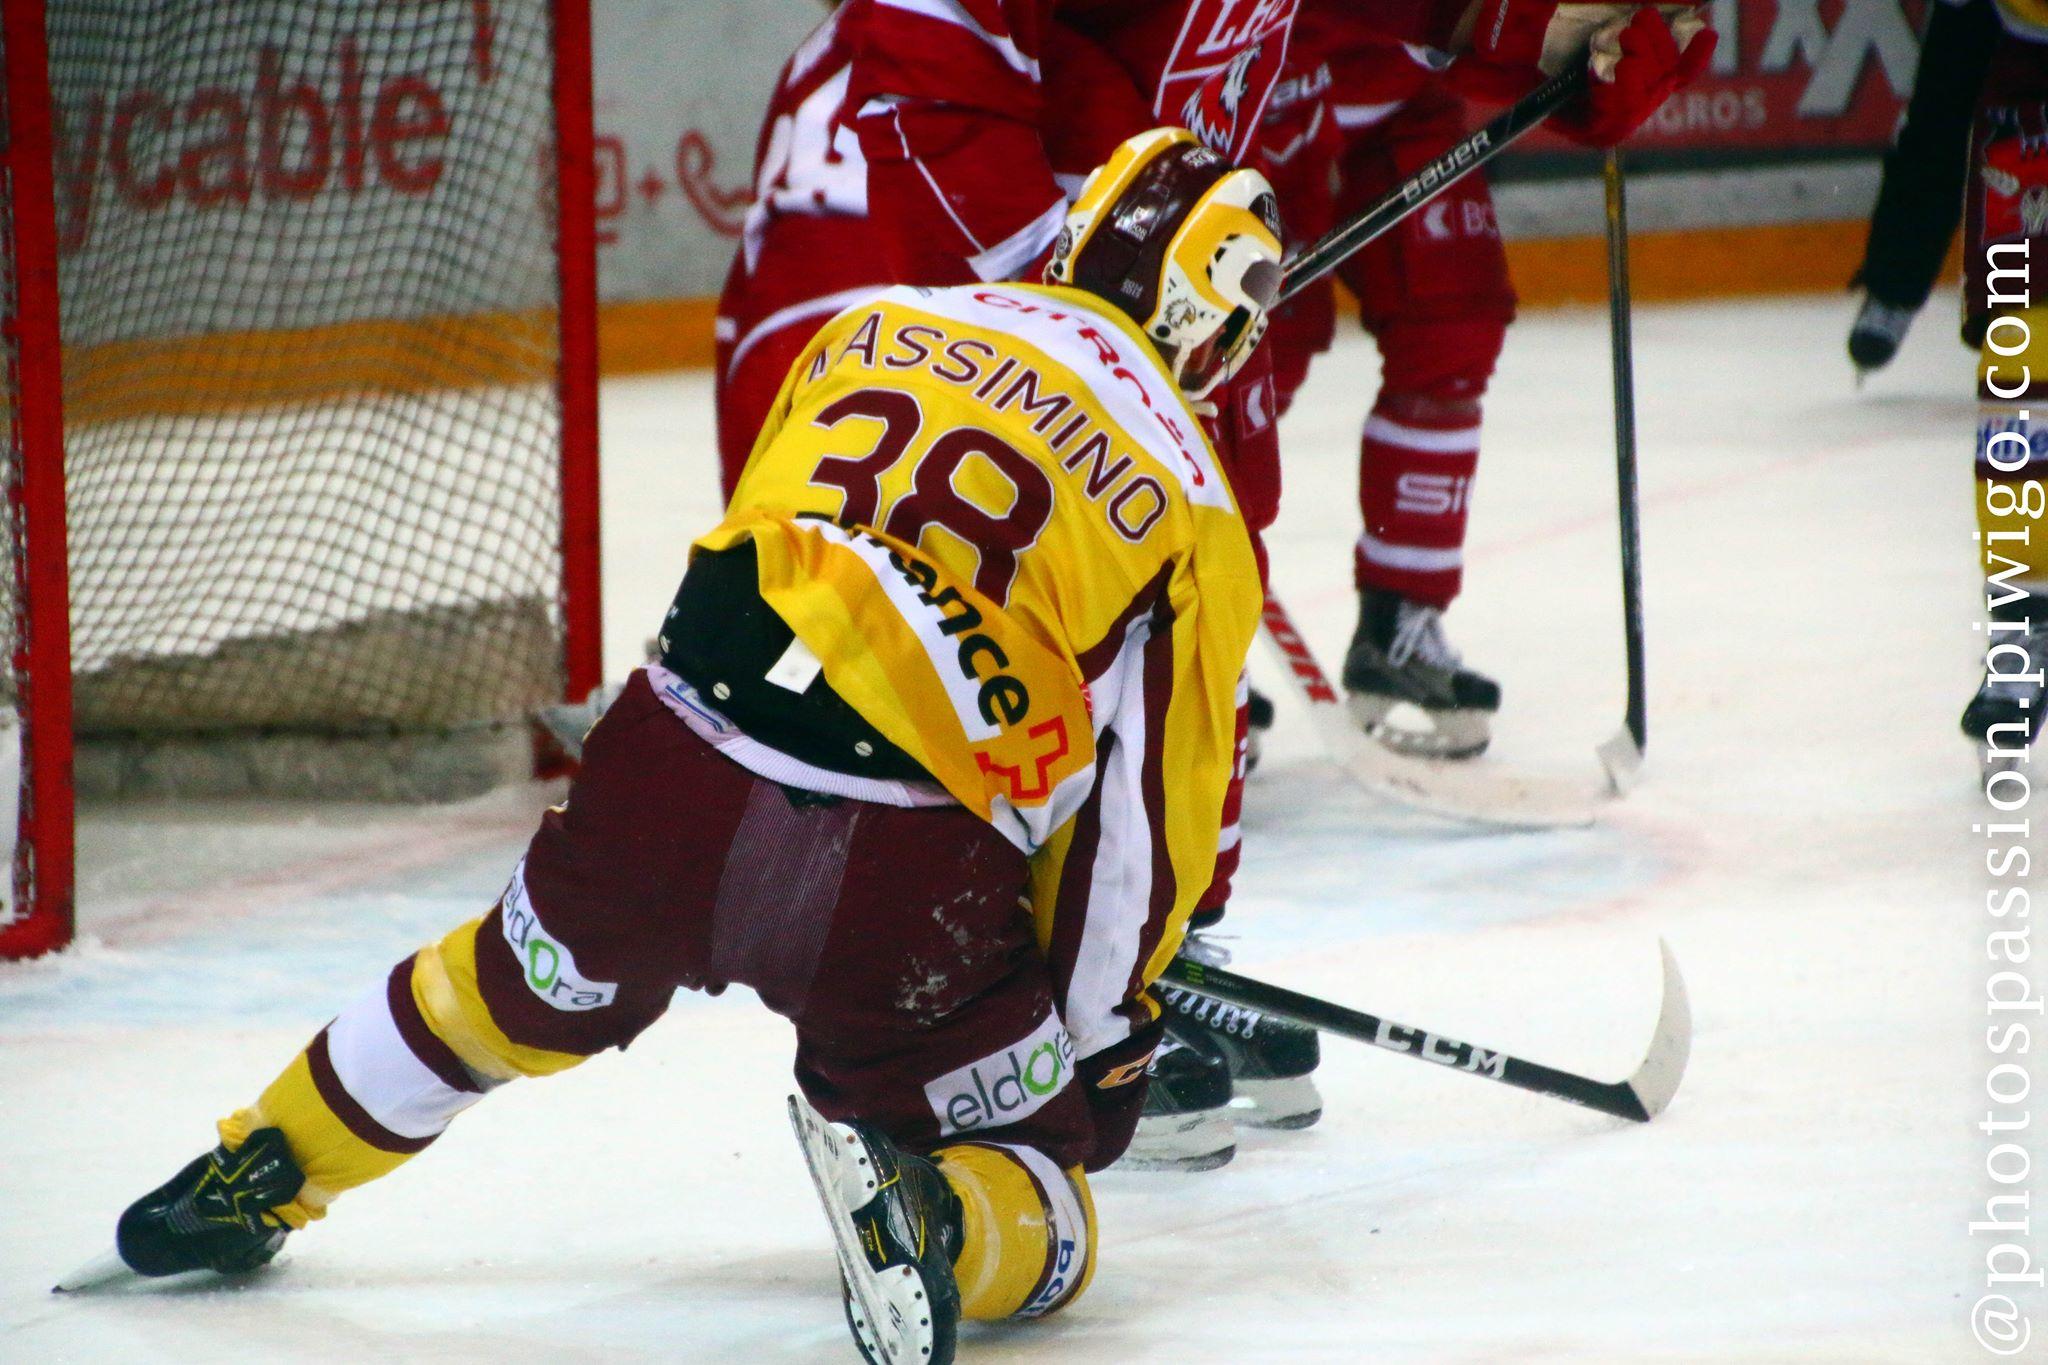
[1076,1010,1167,1172]
[1451,2,1715,150]
[1548,7,1715,148]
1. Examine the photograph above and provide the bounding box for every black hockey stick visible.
[1595,149,1648,793]
[1161,940,1691,1122]
[1278,63,1590,305]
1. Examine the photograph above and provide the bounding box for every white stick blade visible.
[1598,728,1643,795]
[1624,939,1692,1119]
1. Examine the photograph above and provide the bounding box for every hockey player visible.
[72,129,1282,1365]
[717,0,1311,1173]
[1255,2,1712,758]
[1848,0,1999,376]
[1961,4,2048,758]
[1258,4,1520,758]
[717,0,1719,1164]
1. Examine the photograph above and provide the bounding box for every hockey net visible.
[0,1,599,957]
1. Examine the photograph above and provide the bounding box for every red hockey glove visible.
[1548,7,1716,148]
[1451,1,1714,147]
[1465,0,1637,77]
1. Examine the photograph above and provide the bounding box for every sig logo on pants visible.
[499,859,618,1012]
[925,1013,1076,1136]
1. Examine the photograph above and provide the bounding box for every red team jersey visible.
[718,1,1317,498]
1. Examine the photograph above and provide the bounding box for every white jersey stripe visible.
[875,0,1042,80]
[1358,530,1465,573]
[967,194,1068,282]
[325,979,482,1141]
[1331,99,1405,130]
[1061,614,1156,1061]
[727,286,884,376]
[1363,413,1482,453]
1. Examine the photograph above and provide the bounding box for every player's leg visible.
[1125,676,1323,1158]
[1848,0,1997,375]
[77,675,745,1284]
[1966,321,2047,761]
[1961,44,2048,763]
[1330,89,1516,758]
[779,805,1116,1358]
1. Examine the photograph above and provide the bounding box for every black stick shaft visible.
[1161,956,1652,1122]
[1279,65,1588,305]
[1604,150,1647,753]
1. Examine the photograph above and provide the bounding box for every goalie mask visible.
[1045,127,1284,401]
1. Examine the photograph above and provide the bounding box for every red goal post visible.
[0,0,601,960]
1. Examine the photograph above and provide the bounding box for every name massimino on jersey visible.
[814,292,1201,545]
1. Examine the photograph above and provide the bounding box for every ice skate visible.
[1245,687,1275,773]
[1847,292,1916,380]
[1963,594,2048,775]
[1342,589,1500,759]
[790,1097,963,1365]
[1158,983,1322,1130]
[1119,1016,1238,1172]
[57,1128,303,1291]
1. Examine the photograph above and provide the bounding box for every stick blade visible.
[1597,727,1644,795]
[1311,702,1599,832]
[1621,938,1692,1120]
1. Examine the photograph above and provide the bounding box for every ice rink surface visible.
[0,293,2002,1361]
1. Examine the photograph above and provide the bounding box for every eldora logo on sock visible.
[925,1014,1076,1136]
[499,859,618,1012]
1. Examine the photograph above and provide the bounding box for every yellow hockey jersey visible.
[1998,0,2048,42]
[699,282,1262,1061]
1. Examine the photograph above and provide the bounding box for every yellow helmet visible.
[1045,127,1284,401]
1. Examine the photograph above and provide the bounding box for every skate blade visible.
[788,1097,943,1365]
[1978,742,2033,782]
[53,1246,131,1293]
[1231,1075,1324,1131]
[1345,693,1491,760]
[1120,1108,1237,1172]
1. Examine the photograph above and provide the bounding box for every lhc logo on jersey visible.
[1161,0,1297,158]
[1181,44,1263,155]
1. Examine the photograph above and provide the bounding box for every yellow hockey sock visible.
[217,915,586,1227]
[935,1141,1097,1320]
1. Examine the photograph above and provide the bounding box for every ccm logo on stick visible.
[1373,1020,1506,1078]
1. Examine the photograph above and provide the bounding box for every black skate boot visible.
[1244,687,1275,774]
[1119,1015,1237,1172]
[1157,983,1322,1130]
[790,1097,964,1365]
[1847,292,1917,379]
[1342,588,1500,759]
[57,1128,304,1290]
[1963,591,2048,770]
